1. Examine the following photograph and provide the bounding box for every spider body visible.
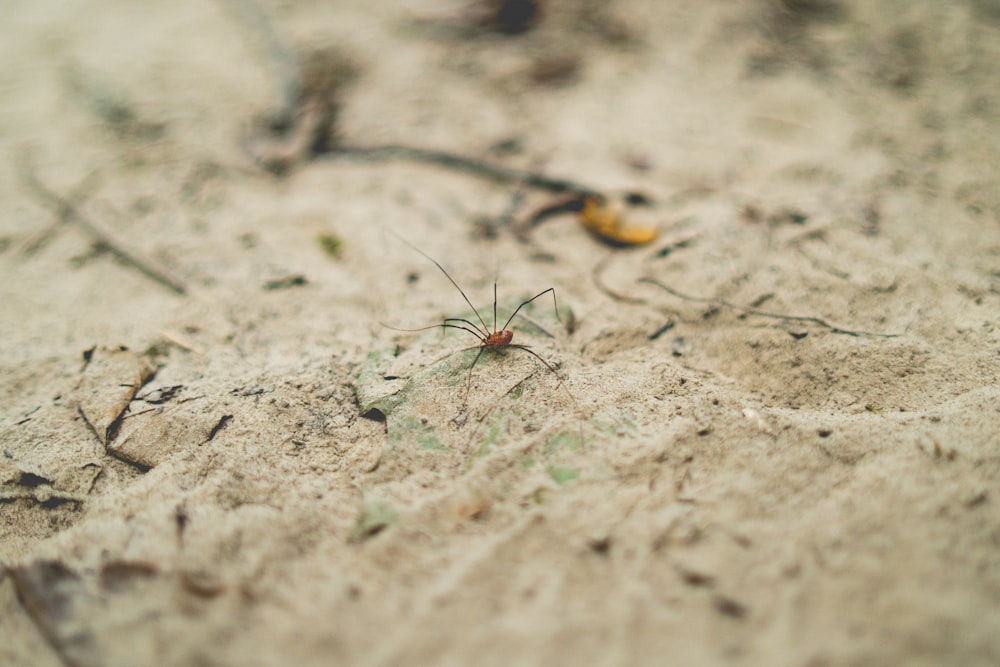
[486,330,514,348]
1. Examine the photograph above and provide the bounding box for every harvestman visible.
[385,238,576,409]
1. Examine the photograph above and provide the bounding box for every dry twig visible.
[638,277,899,338]
[20,161,187,295]
[328,143,603,198]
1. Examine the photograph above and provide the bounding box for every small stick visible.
[159,329,204,354]
[20,162,187,296]
[638,277,900,338]
[18,169,102,256]
[225,0,612,203]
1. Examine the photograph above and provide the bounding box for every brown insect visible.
[387,238,570,404]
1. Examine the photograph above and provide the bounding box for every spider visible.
[386,238,570,404]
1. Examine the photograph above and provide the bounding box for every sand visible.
[2,1,999,665]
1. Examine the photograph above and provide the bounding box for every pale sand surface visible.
[1,1,999,665]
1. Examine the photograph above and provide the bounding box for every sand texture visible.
[2,1,999,665]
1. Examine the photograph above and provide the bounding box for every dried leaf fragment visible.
[109,405,221,469]
[579,196,658,246]
[76,346,155,445]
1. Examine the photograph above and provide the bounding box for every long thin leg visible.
[493,281,498,335]
[443,318,490,343]
[421,343,485,374]
[466,346,584,449]
[465,373,531,448]
[464,346,487,404]
[502,287,561,331]
[389,231,491,336]
[507,344,578,409]
[383,321,486,344]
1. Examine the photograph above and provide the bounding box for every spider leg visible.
[507,344,557,374]
[443,318,489,342]
[389,231,492,334]
[501,287,561,331]
[507,344,579,409]
[465,372,531,448]
[464,346,487,404]
[383,321,486,344]
[421,343,488,374]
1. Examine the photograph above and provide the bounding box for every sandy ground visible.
[2,1,999,665]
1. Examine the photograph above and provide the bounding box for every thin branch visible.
[329,144,603,198]
[20,161,187,295]
[638,277,900,338]
[18,169,102,256]
[592,253,649,305]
